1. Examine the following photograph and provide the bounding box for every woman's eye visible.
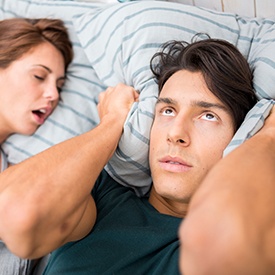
[34,75,44,80]
[161,108,175,116]
[57,86,62,93]
[201,113,218,121]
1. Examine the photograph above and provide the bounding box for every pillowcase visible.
[73,1,275,196]
[1,0,275,197]
[224,99,274,156]
[237,15,275,99]
[225,15,275,154]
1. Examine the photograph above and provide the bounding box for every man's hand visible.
[97,83,139,125]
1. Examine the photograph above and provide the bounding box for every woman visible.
[0,18,73,275]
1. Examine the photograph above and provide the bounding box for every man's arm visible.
[0,84,138,259]
[180,107,275,275]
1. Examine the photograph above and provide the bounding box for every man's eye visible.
[161,108,175,116]
[201,113,218,121]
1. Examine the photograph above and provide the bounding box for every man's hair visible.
[150,36,258,131]
[0,18,73,72]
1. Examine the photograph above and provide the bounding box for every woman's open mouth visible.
[32,108,48,125]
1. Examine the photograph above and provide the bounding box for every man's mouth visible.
[159,156,192,172]
[166,161,182,165]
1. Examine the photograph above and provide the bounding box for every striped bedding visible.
[1,0,275,195]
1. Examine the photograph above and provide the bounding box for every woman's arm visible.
[180,107,275,275]
[0,84,138,259]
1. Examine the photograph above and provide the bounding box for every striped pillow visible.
[1,0,274,196]
[73,1,275,195]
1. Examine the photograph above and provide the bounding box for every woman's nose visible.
[44,85,59,102]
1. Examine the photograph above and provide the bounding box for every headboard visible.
[1,0,275,196]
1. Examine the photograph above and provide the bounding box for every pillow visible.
[73,1,275,196]
[225,15,275,153]
[237,15,275,99]
[0,0,106,162]
[1,0,275,197]
[224,98,274,156]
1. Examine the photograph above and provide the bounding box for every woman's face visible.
[0,42,65,141]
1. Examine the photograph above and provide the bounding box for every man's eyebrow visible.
[157,97,229,113]
[156,97,177,105]
[156,97,229,112]
[194,100,228,111]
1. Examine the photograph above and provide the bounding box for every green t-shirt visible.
[44,170,182,274]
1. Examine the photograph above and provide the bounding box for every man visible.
[0,38,269,274]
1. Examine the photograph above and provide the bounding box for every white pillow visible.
[1,0,275,196]
[73,1,275,195]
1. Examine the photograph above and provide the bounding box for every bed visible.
[1,0,275,196]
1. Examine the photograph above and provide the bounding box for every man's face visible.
[149,70,235,208]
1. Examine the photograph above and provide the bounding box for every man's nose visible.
[166,117,191,146]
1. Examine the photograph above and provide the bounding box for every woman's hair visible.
[0,18,73,71]
[150,36,258,131]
